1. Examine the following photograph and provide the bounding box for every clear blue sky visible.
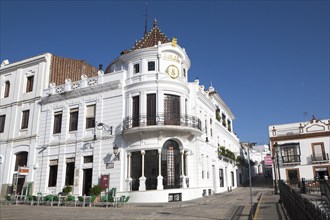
[1,0,329,144]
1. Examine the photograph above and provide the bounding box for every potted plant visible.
[62,185,72,195]
[90,184,102,205]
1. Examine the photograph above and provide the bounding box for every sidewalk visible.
[253,189,289,220]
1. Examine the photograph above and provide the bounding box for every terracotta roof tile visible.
[50,55,98,85]
[130,19,170,52]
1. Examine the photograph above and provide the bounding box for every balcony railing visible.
[123,113,202,131]
[282,155,301,163]
[311,153,329,163]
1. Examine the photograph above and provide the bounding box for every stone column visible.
[157,149,163,190]
[185,151,190,188]
[180,150,187,188]
[126,153,132,191]
[139,150,146,191]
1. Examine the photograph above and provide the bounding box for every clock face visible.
[166,65,180,79]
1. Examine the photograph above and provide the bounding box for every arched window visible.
[161,140,181,189]
[15,152,28,171]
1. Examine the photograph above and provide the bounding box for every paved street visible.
[0,175,287,220]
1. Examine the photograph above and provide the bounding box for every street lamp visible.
[94,122,113,141]
[113,144,120,161]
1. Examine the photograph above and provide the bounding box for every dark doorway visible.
[82,169,92,196]
[145,150,159,190]
[13,174,26,195]
[131,152,142,191]
[161,140,181,189]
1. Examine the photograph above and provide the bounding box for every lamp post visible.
[272,156,278,194]
[247,145,253,214]
[274,142,281,181]
[273,142,281,195]
[113,144,120,161]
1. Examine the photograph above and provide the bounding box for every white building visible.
[269,117,330,183]
[1,20,241,203]
[0,54,98,197]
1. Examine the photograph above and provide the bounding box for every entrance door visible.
[82,169,92,196]
[286,169,300,184]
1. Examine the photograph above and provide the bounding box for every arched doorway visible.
[13,152,28,195]
[161,140,181,189]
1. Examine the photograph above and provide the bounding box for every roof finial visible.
[144,1,148,35]
[153,18,157,28]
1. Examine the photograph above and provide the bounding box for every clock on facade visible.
[166,65,180,79]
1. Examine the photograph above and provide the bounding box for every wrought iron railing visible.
[122,113,202,131]
[279,180,330,220]
[311,153,329,162]
[320,179,330,206]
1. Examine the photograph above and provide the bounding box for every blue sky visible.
[1,0,329,144]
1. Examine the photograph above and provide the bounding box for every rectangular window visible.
[69,108,79,131]
[53,111,62,134]
[133,64,140,74]
[48,160,58,187]
[4,81,10,98]
[281,143,301,163]
[312,143,327,161]
[227,120,232,132]
[147,94,156,125]
[219,169,224,187]
[222,113,226,127]
[21,110,30,129]
[84,156,93,163]
[164,94,180,125]
[132,96,140,127]
[86,105,95,129]
[0,115,5,133]
[148,61,155,71]
[26,75,34,92]
[65,158,75,186]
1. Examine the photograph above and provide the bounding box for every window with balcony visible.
[147,94,156,125]
[132,96,140,127]
[21,110,30,129]
[53,111,62,134]
[86,105,95,129]
[280,143,301,163]
[0,115,5,133]
[312,143,328,162]
[164,94,180,125]
[133,63,140,74]
[26,75,34,92]
[69,108,79,131]
[4,81,10,98]
[148,61,155,71]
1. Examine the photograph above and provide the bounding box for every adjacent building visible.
[0,54,97,196]
[269,117,330,183]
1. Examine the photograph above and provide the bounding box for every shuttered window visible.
[132,96,140,127]
[21,110,30,129]
[86,105,95,129]
[53,111,62,134]
[26,76,34,92]
[164,94,180,125]
[147,94,156,125]
[69,108,79,131]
